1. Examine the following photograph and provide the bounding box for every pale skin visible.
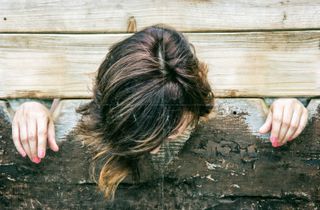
[12,98,308,163]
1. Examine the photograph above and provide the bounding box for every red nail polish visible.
[270,136,280,147]
[272,141,280,147]
[33,157,41,164]
[270,136,277,143]
[38,150,45,158]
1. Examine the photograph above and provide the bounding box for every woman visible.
[11,24,308,200]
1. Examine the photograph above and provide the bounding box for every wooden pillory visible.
[0,1,320,209]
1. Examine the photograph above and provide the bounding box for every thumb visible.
[259,111,272,134]
[48,119,59,152]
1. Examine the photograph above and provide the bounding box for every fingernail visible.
[21,152,26,158]
[38,149,45,158]
[288,137,293,142]
[33,157,41,164]
[272,141,280,147]
[270,136,280,147]
[54,145,59,152]
[270,136,277,143]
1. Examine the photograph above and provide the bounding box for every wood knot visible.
[127,16,137,33]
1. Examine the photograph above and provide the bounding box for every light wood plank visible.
[0,31,319,98]
[0,0,320,32]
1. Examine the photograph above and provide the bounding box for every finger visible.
[48,119,59,152]
[259,111,272,134]
[18,119,32,161]
[278,106,294,145]
[12,119,26,157]
[37,117,48,158]
[283,108,302,143]
[289,108,308,141]
[27,118,41,164]
[270,105,284,147]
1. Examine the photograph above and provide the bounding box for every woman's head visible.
[76,24,213,200]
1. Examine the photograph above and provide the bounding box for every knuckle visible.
[290,123,299,130]
[273,117,282,124]
[38,130,48,137]
[290,98,298,104]
[282,121,290,128]
[20,136,28,143]
[36,112,48,118]
[28,134,36,142]
[23,110,35,119]
[13,114,23,123]
[294,103,303,110]
[23,101,38,107]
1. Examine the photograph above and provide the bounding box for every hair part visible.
[75,24,214,200]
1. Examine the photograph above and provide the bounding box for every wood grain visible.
[1,31,319,98]
[0,0,320,32]
[1,99,319,209]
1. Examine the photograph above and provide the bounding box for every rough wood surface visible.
[1,99,319,209]
[0,0,320,32]
[1,31,320,99]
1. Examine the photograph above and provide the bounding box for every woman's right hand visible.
[12,101,59,164]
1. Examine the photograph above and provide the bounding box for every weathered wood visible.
[1,31,320,98]
[1,0,320,32]
[1,99,319,209]
[51,99,90,141]
[264,97,310,107]
[7,99,52,113]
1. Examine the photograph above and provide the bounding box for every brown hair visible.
[75,24,213,200]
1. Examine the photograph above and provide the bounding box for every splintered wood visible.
[1,0,320,208]
[1,99,319,209]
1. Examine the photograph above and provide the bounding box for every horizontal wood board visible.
[0,0,320,32]
[1,99,319,209]
[1,31,319,98]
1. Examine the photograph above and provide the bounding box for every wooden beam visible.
[1,99,319,208]
[1,0,320,32]
[1,31,319,98]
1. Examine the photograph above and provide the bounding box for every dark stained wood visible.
[1,99,320,209]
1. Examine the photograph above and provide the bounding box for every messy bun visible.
[75,24,213,200]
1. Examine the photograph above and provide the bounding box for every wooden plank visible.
[0,100,11,124]
[1,31,319,98]
[51,100,90,141]
[307,99,320,119]
[1,0,320,32]
[7,99,52,113]
[1,99,319,209]
[167,98,320,201]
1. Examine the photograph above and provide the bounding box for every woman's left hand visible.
[259,98,308,147]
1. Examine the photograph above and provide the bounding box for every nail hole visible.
[3,17,7,21]
[233,111,237,115]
